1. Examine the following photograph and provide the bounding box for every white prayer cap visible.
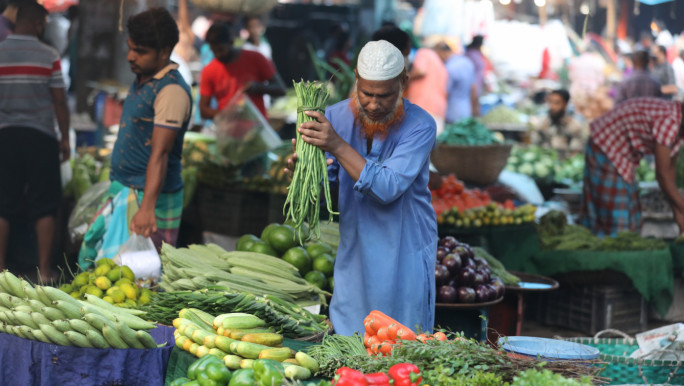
[357,40,405,81]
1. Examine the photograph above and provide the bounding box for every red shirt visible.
[200,50,275,118]
[591,97,684,182]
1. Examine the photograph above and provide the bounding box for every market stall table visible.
[434,297,503,342]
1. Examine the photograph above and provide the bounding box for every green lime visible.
[71,272,89,288]
[121,265,135,281]
[85,285,103,298]
[312,254,335,277]
[260,223,281,244]
[306,243,334,259]
[236,234,261,251]
[107,266,123,282]
[268,224,297,254]
[249,242,279,257]
[328,277,334,292]
[282,247,312,275]
[96,258,115,267]
[59,284,73,294]
[304,271,328,290]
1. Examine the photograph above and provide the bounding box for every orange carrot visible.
[368,335,382,347]
[395,327,417,341]
[376,327,390,342]
[379,341,394,355]
[416,333,430,343]
[387,323,400,340]
[364,320,376,335]
[433,331,448,341]
[363,332,373,348]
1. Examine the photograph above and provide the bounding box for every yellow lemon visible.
[94,265,111,277]
[137,293,150,305]
[106,266,122,282]
[109,289,126,303]
[94,276,112,291]
[102,296,115,304]
[96,258,115,267]
[85,285,103,298]
[121,265,135,282]
[79,285,89,296]
[115,278,132,287]
[72,272,89,288]
[119,283,136,300]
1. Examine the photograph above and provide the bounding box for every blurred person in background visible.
[651,45,678,99]
[371,24,411,70]
[672,49,684,100]
[406,37,448,135]
[241,15,271,60]
[530,89,585,159]
[435,41,478,123]
[465,35,486,97]
[0,2,69,281]
[0,0,32,42]
[614,50,662,104]
[199,22,284,120]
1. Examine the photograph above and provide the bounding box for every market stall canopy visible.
[42,0,77,13]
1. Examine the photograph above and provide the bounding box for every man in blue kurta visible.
[290,40,438,336]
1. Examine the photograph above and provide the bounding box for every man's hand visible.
[284,137,334,178]
[298,111,344,153]
[129,208,157,238]
[60,138,70,162]
[675,210,684,236]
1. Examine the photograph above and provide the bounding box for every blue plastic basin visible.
[498,336,600,360]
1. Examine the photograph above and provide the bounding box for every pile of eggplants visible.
[435,236,505,304]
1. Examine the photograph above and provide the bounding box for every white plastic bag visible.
[60,161,72,188]
[113,234,161,282]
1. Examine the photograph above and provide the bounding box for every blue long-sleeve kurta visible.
[325,99,438,336]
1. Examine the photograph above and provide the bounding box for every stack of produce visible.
[538,211,667,251]
[480,105,525,126]
[437,118,503,146]
[160,243,330,306]
[173,309,317,381]
[0,270,158,348]
[435,237,507,304]
[239,155,290,195]
[554,154,585,185]
[431,175,493,217]
[140,289,330,338]
[58,257,152,307]
[332,364,423,386]
[237,222,338,292]
[437,202,536,228]
[506,146,557,182]
[307,328,602,384]
[361,310,417,356]
[64,153,110,200]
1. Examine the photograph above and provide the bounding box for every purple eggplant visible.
[490,278,505,298]
[447,278,459,288]
[473,257,488,267]
[442,254,462,275]
[440,236,458,250]
[458,267,475,286]
[436,247,450,262]
[435,264,450,286]
[437,285,458,303]
[457,287,476,303]
[472,272,485,286]
[476,267,490,283]
[475,284,489,302]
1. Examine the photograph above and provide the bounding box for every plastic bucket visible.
[498,336,600,361]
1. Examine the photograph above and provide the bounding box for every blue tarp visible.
[0,324,175,386]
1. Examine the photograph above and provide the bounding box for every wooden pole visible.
[606,0,616,42]
[539,2,547,26]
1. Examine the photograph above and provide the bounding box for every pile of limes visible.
[236,223,336,292]
[58,258,152,307]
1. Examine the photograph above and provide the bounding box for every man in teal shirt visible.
[80,8,191,266]
[289,40,438,335]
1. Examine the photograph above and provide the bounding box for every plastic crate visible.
[540,284,647,335]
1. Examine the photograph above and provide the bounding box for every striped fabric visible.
[590,97,684,183]
[579,140,641,237]
[0,35,65,139]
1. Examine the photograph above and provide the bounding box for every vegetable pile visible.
[554,154,585,185]
[506,146,557,181]
[437,118,503,146]
[362,310,418,356]
[431,175,493,216]
[159,243,330,306]
[64,153,110,200]
[435,237,505,304]
[172,309,318,383]
[480,105,524,126]
[538,211,667,251]
[284,80,336,242]
[437,202,537,228]
[58,257,151,307]
[308,330,603,384]
[237,222,338,293]
[140,289,329,338]
[0,270,158,348]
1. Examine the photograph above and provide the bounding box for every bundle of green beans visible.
[139,289,329,338]
[284,81,336,242]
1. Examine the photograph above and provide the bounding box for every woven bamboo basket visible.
[431,143,512,185]
[189,0,277,14]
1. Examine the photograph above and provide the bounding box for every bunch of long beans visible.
[284,81,336,241]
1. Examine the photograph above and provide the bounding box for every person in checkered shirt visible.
[579,97,684,237]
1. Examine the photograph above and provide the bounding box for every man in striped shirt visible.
[0,2,70,282]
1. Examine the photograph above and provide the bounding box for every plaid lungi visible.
[579,139,641,237]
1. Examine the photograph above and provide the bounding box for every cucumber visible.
[240,359,255,369]
[175,335,189,348]
[82,313,115,331]
[224,354,242,370]
[221,314,266,330]
[258,347,293,362]
[191,329,211,345]
[21,280,39,302]
[40,307,67,321]
[0,311,13,325]
[12,311,38,329]
[51,319,72,333]
[241,332,283,347]
[64,331,93,348]
[39,324,72,346]
[135,330,158,349]
[0,293,25,308]
[34,287,52,308]
[28,299,46,313]
[235,341,271,359]
[214,335,238,353]
[69,319,99,336]
[30,312,51,327]
[18,325,34,340]
[115,320,145,349]
[284,364,312,380]
[295,351,319,373]
[52,300,82,320]
[41,286,80,305]
[11,325,26,339]
[13,305,33,313]
[30,328,51,343]
[228,328,274,340]
[85,329,109,349]
[102,324,128,349]
[208,348,228,358]
[3,271,25,298]
[196,345,210,358]
[203,333,218,349]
